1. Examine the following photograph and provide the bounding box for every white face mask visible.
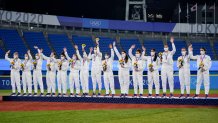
[181,51,186,56]
[35,56,39,59]
[121,54,126,58]
[135,54,140,58]
[105,56,109,59]
[94,50,97,53]
[150,52,155,56]
[164,48,168,51]
[83,54,87,58]
[61,56,65,60]
[200,51,205,55]
[25,56,28,60]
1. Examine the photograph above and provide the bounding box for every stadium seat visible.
[23,32,51,56]
[48,34,74,57]
[120,38,142,54]
[0,29,27,58]
[0,47,5,59]
[143,40,164,55]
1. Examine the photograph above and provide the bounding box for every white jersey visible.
[88,46,102,72]
[56,59,69,72]
[76,50,90,72]
[64,51,81,72]
[102,49,114,72]
[142,55,160,71]
[42,54,56,72]
[177,55,191,69]
[5,54,21,72]
[114,46,131,71]
[161,43,176,67]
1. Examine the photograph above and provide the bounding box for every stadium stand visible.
[0,29,27,58]
[23,32,51,56]
[120,38,142,54]
[0,47,5,58]
[48,34,75,57]
[143,40,164,55]
[72,36,95,54]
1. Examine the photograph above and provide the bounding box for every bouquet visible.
[119,59,124,66]
[10,61,15,69]
[158,52,163,62]
[102,61,107,72]
[149,63,154,72]
[47,64,51,71]
[58,62,62,70]
[95,38,100,42]
[82,44,86,48]
[69,59,75,68]
[198,62,205,72]
[20,63,25,71]
[33,61,37,70]
[178,58,184,68]
[133,61,138,71]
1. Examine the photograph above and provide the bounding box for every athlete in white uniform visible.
[33,46,44,96]
[40,49,57,97]
[64,48,81,97]
[128,45,144,97]
[102,44,115,97]
[75,45,90,97]
[142,48,160,98]
[88,39,102,97]
[160,37,176,98]
[5,50,21,96]
[56,52,69,97]
[113,42,131,97]
[21,50,33,96]
[177,47,191,98]
[188,45,212,99]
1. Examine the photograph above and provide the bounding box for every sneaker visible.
[52,93,56,97]
[70,93,74,97]
[46,93,51,97]
[139,94,143,98]
[39,93,44,97]
[155,94,160,98]
[112,94,115,98]
[162,93,167,98]
[63,93,68,97]
[193,94,199,99]
[104,94,109,97]
[17,92,21,96]
[205,94,208,99]
[10,93,16,96]
[132,94,137,98]
[58,93,62,97]
[92,93,96,97]
[185,94,190,98]
[22,93,27,96]
[147,94,152,98]
[97,93,101,97]
[124,94,127,98]
[169,93,174,98]
[75,93,79,97]
[28,93,32,96]
[120,94,124,97]
[33,93,38,97]
[179,94,184,98]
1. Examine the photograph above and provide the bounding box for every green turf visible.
[0,108,218,123]
[0,89,217,96]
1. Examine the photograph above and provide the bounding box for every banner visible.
[1,75,218,90]
[1,10,218,34]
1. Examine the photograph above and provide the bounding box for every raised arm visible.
[188,44,198,60]
[63,48,71,60]
[109,44,114,60]
[170,37,176,55]
[75,45,82,60]
[141,46,148,61]
[113,42,121,59]
[88,47,93,60]
[27,50,32,60]
[5,50,11,61]
[128,44,135,59]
